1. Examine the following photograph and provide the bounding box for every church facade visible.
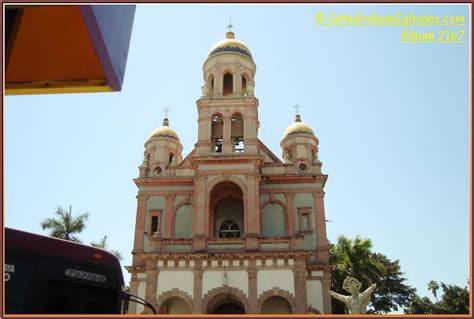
[126,29,332,314]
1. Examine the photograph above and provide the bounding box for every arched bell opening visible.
[211,113,224,153]
[231,112,244,153]
[223,72,233,96]
[210,182,244,238]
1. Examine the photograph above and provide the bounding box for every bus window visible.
[46,280,117,314]
[5,256,34,314]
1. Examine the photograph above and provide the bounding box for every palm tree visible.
[428,280,440,302]
[91,235,123,261]
[329,235,384,313]
[330,235,384,283]
[40,205,89,242]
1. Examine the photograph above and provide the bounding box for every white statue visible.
[330,276,376,314]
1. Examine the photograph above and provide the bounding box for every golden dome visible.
[149,118,180,140]
[207,31,253,59]
[283,115,314,138]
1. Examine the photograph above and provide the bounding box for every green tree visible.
[91,235,123,261]
[403,295,435,314]
[40,205,89,242]
[329,235,415,314]
[405,281,469,314]
[437,282,469,314]
[427,280,440,301]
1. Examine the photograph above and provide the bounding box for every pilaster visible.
[132,194,148,265]
[248,258,258,313]
[313,192,329,263]
[128,275,139,314]
[287,193,296,235]
[293,258,308,313]
[164,195,175,238]
[193,175,207,236]
[193,259,204,313]
[223,116,232,153]
[145,264,158,313]
[321,271,332,314]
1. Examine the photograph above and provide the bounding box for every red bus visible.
[5,228,155,314]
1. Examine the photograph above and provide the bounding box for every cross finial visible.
[227,17,234,32]
[293,103,301,115]
[163,107,171,118]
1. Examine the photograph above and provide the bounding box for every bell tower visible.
[196,27,258,156]
[190,27,264,251]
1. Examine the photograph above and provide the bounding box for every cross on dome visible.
[163,107,171,118]
[293,103,301,115]
[227,17,234,32]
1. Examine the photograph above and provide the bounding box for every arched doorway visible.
[213,302,245,314]
[159,296,192,314]
[210,182,244,238]
[207,293,246,314]
[260,296,292,314]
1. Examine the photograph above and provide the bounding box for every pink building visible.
[127,30,331,314]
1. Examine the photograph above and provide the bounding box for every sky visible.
[4,4,470,312]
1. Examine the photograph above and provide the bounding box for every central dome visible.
[207,31,253,59]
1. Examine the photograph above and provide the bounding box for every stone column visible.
[248,259,258,313]
[193,260,204,313]
[133,194,148,265]
[293,258,308,313]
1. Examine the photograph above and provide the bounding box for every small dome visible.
[207,31,252,59]
[149,118,180,140]
[283,114,314,138]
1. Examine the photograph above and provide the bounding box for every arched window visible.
[219,220,240,238]
[261,203,286,237]
[211,114,224,153]
[174,204,193,238]
[223,72,233,96]
[169,153,174,165]
[241,75,247,95]
[231,113,244,153]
